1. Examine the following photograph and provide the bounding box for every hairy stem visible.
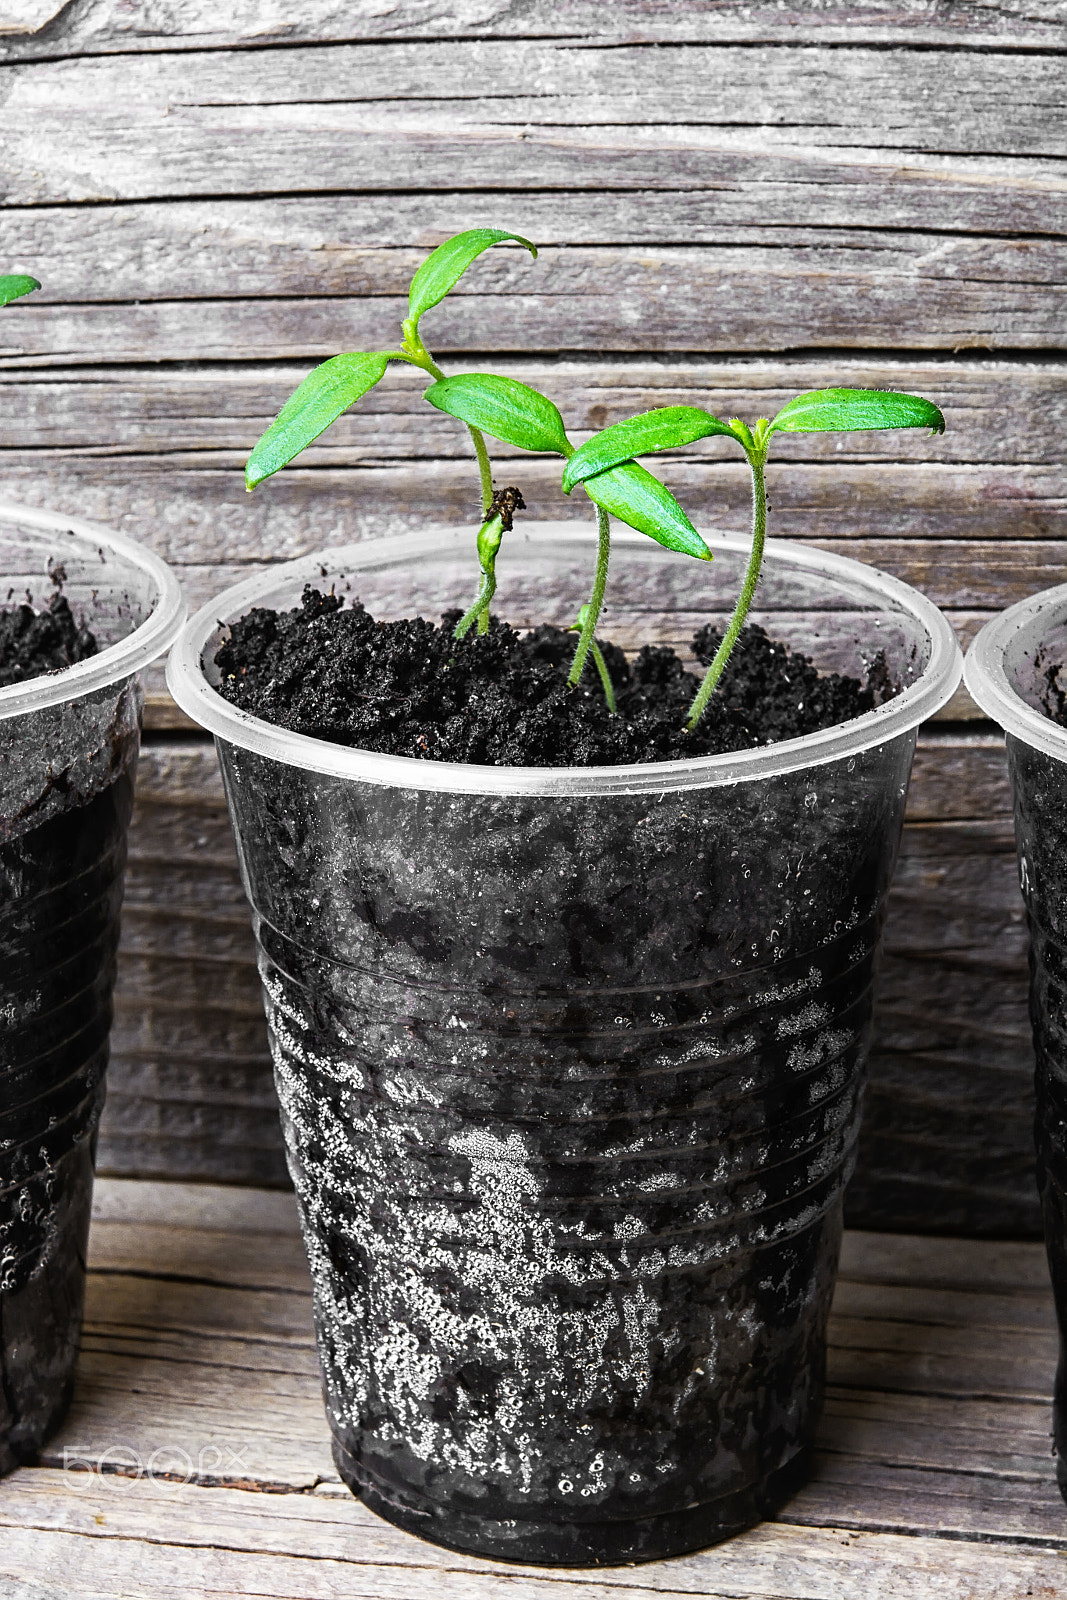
[398,339,494,514]
[468,426,495,516]
[454,568,496,640]
[590,639,617,713]
[568,506,611,687]
[454,511,504,639]
[686,449,767,731]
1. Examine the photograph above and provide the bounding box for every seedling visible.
[245,230,710,677]
[558,389,945,728]
[246,230,944,730]
[411,376,943,721]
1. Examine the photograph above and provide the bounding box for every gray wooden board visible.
[2,242,1064,357]
[96,733,1042,1233]
[1,43,1064,198]
[2,359,1063,462]
[4,192,1066,291]
[3,0,1067,56]
[0,1178,1060,1599]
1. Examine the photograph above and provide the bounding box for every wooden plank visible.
[2,43,1064,169]
[905,734,1011,821]
[3,1495,1067,1600]
[3,0,1066,56]
[4,183,1066,308]
[142,547,1067,616]
[2,360,1063,465]
[785,1458,1067,1545]
[838,1231,1050,1294]
[0,458,1062,571]
[819,1387,1054,1478]
[1,190,1062,302]
[3,237,1065,361]
[0,1182,1055,1597]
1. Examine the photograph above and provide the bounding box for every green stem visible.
[468,425,495,517]
[395,337,494,514]
[686,448,767,732]
[454,568,496,640]
[453,511,504,639]
[568,506,611,687]
[589,639,617,713]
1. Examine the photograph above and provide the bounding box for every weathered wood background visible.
[1,0,1062,1233]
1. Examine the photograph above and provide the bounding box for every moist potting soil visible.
[0,606,131,1473]
[0,592,98,689]
[0,769,132,1472]
[213,587,892,765]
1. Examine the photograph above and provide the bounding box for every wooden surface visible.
[0,1176,1059,1598]
[1,7,1059,1230]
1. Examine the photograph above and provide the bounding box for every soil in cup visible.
[214,588,895,767]
[0,592,98,688]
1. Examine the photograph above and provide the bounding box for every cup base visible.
[332,1435,811,1567]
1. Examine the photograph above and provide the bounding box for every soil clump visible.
[0,594,98,689]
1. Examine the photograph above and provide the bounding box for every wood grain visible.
[3,238,1065,361]
[3,0,1066,57]
[2,42,1064,171]
[0,458,1059,577]
[0,1179,1057,1598]
[4,183,1066,301]
[2,359,1063,463]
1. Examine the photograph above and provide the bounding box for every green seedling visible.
[0,275,40,308]
[244,230,710,688]
[560,389,945,728]
[423,370,710,688]
[245,232,945,730]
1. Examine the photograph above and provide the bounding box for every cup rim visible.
[0,499,186,723]
[964,582,1067,761]
[167,523,963,797]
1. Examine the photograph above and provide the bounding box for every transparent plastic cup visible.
[169,523,961,1564]
[965,587,1067,1509]
[0,500,184,1472]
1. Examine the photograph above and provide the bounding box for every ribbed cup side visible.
[1007,736,1067,1496]
[0,770,133,1471]
[220,732,914,1561]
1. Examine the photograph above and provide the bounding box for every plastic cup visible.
[965,587,1067,1509]
[169,523,960,1564]
[0,500,184,1473]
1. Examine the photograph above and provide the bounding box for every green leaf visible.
[562,406,737,493]
[424,373,571,456]
[0,274,40,308]
[582,462,711,560]
[246,352,390,489]
[768,387,946,437]
[408,229,537,331]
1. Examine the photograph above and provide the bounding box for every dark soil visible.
[1036,647,1067,728]
[0,594,98,690]
[0,768,131,1472]
[214,587,894,767]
